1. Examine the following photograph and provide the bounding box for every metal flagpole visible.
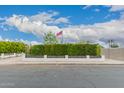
[61,31,63,44]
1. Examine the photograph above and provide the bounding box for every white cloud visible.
[19,39,42,45]
[94,8,100,12]
[29,11,69,25]
[62,19,124,47]
[54,17,69,24]
[82,6,100,12]
[5,11,69,36]
[0,36,11,41]
[30,11,59,24]
[0,17,4,21]
[30,41,42,45]
[106,5,124,12]
[0,17,7,21]
[110,5,124,12]
[104,14,111,19]
[3,10,124,47]
[0,36,3,41]
[120,12,124,19]
[82,5,92,10]
[6,14,61,37]
[83,5,124,12]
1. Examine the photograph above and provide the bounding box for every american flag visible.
[56,31,63,37]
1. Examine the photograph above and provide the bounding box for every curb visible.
[0,62,124,65]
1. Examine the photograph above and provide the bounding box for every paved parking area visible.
[0,65,124,88]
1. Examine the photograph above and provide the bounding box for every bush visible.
[96,45,101,56]
[44,45,53,55]
[30,45,44,55]
[44,44,68,56]
[52,44,68,56]
[85,44,97,56]
[0,41,26,53]
[30,44,101,56]
[68,44,86,56]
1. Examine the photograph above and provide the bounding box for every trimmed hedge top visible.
[30,44,101,56]
[0,41,26,53]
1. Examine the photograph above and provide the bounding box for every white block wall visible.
[22,54,105,62]
[0,53,23,59]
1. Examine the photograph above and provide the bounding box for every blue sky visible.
[0,5,120,25]
[0,5,124,47]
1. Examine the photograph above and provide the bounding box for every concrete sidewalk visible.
[0,57,124,65]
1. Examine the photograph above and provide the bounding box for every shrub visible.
[0,41,26,53]
[96,45,101,56]
[30,44,101,56]
[44,44,68,56]
[68,44,86,56]
[85,44,96,56]
[44,44,53,55]
[30,45,44,55]
[52,44,68,56]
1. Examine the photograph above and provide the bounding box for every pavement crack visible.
[84,78,96,88]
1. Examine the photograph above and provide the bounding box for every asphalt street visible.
[0,65,124,88]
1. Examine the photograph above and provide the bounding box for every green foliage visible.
[30,44,101,56]
[96,45,101,56]
[48,44,68,56]
[0,41,26,53]
[108,39,119,48]
[68,44,86,56]
[111,43,119,48]
[30,44,68,56]
[44,44,54,55]
[30,45,44,55]
[85,44,99,56]
[43,31,58,44]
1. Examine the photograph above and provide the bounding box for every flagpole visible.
[61,31,63,44]
[56,31,63,44]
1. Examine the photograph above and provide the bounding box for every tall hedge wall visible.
[44,44,68,56]
[0,41,26,53]
[30,44,101,56]
[30,45,44,55]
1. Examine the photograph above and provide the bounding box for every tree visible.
[108,40,119,48]
[0,41,26,53]
[43,31,58,44]
[111,43,119,48]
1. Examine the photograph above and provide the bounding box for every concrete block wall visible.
[22,54,105,62]
[102,48,124,61]
[0,53,23,59]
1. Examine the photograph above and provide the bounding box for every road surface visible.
[0,65,124,88]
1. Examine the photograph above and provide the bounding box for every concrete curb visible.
[0,61,124,65]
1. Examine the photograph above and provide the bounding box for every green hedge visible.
[68,44,86,56]
[30,44,101,56]
[0,41,26,53]
[44,44,68,56]
[30,45,44,55]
